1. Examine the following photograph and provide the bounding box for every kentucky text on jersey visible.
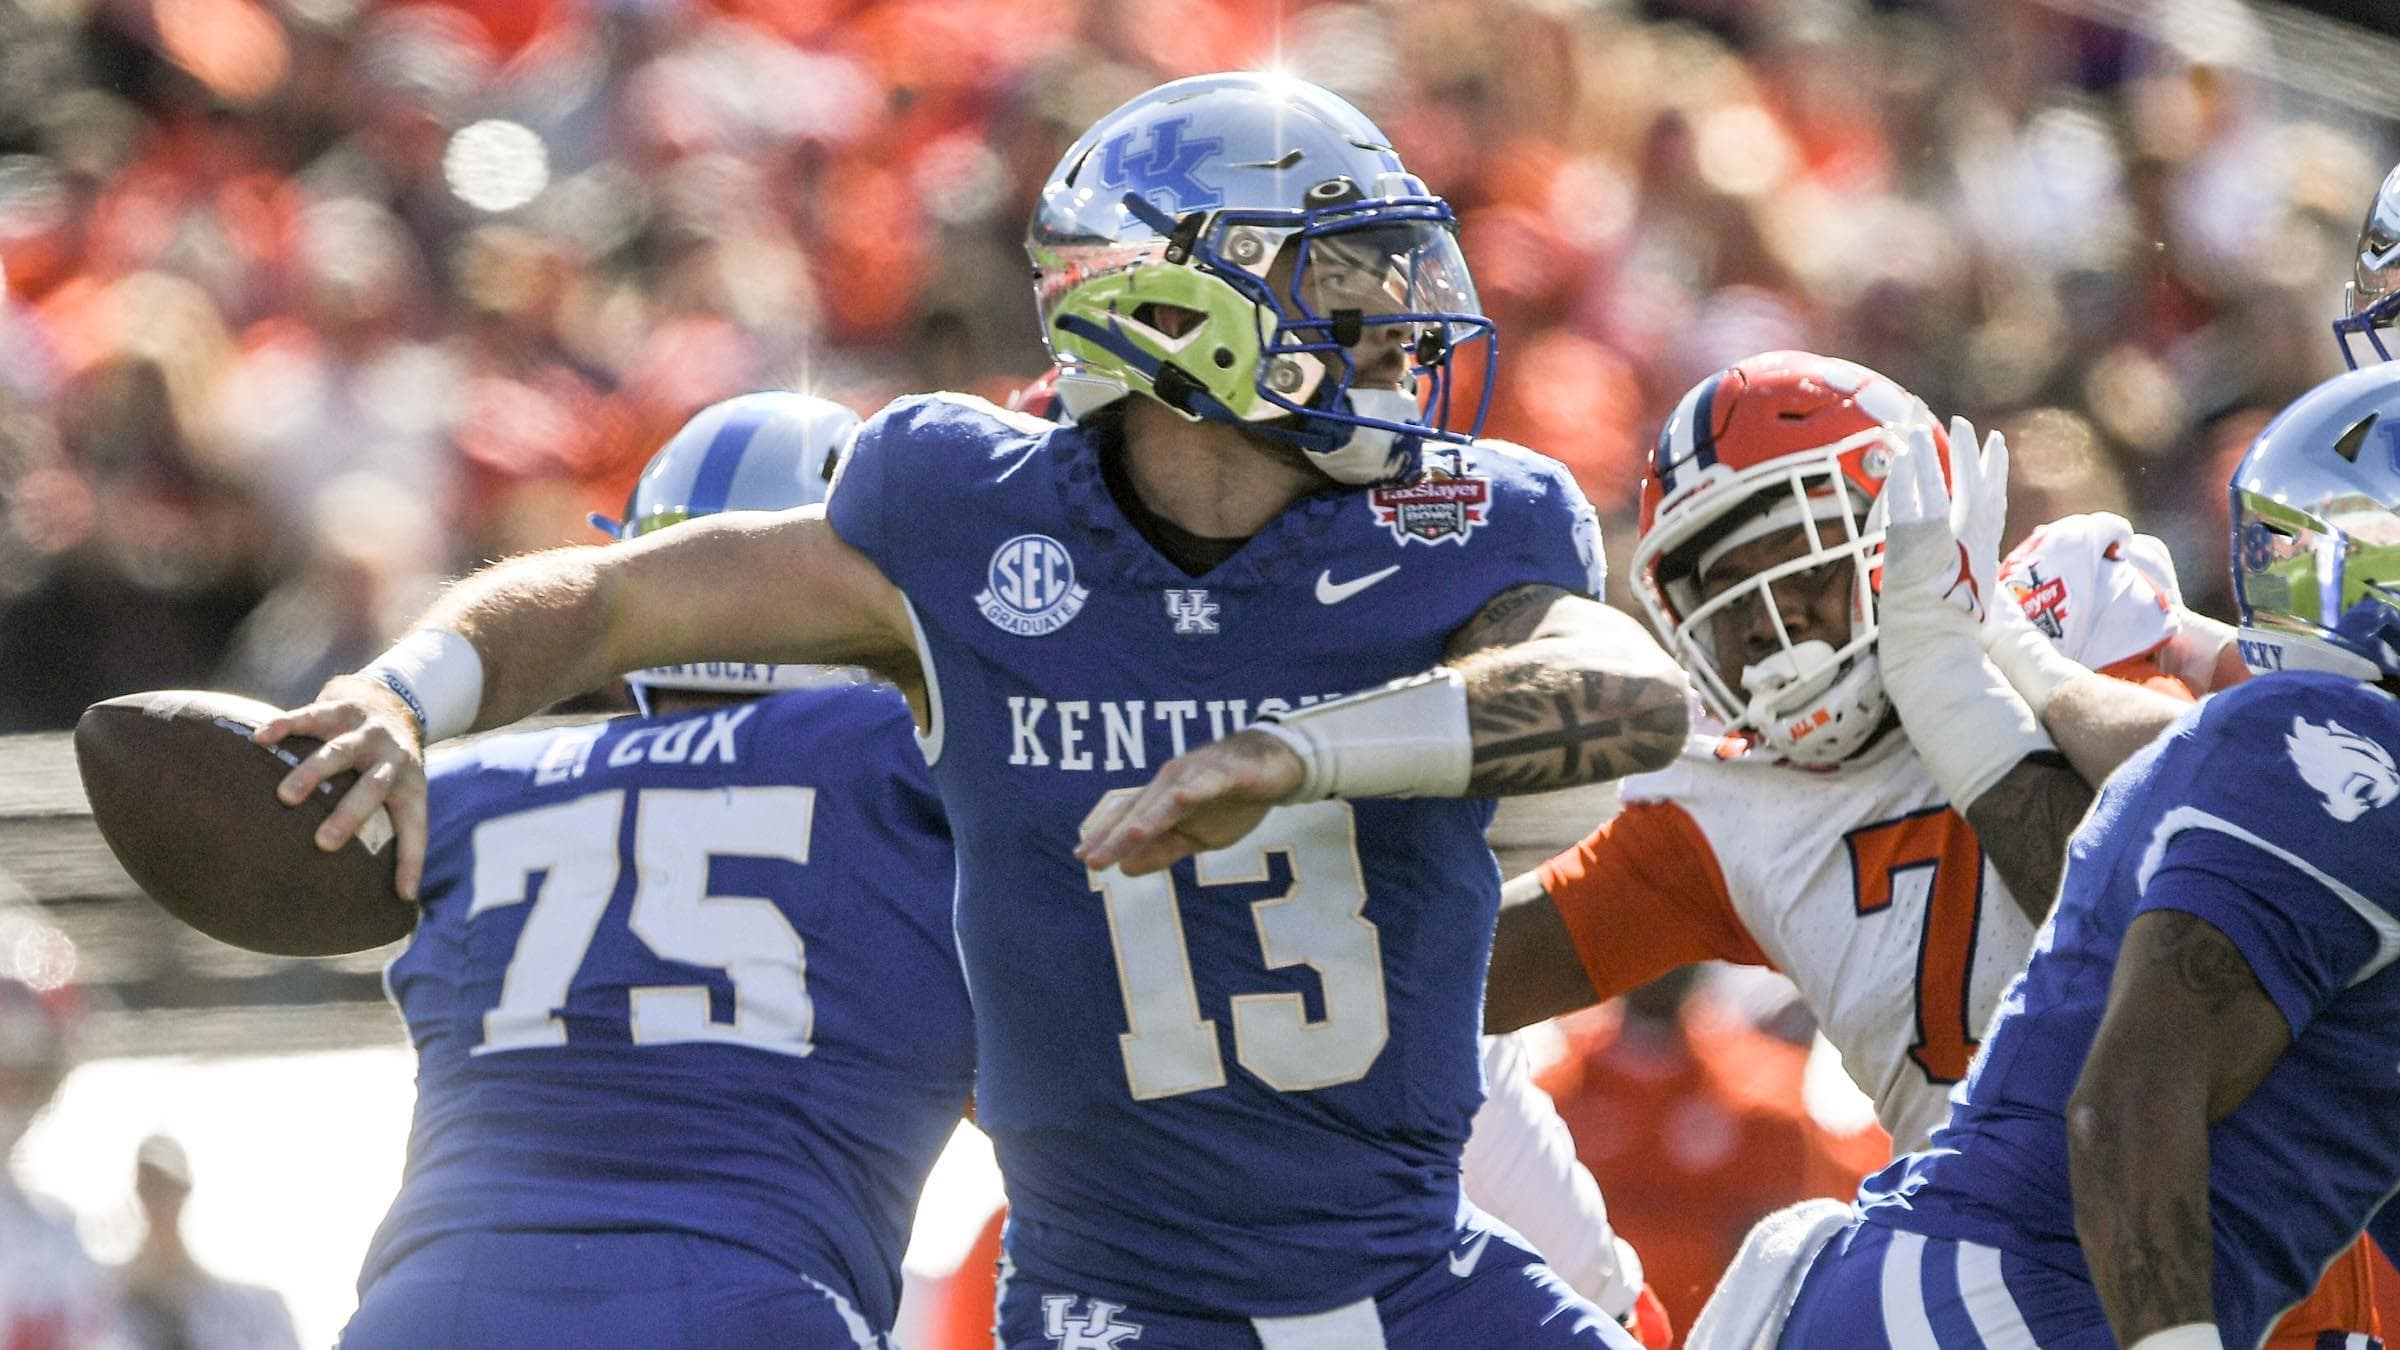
[1005,694,1341,769]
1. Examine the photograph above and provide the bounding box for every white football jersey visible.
[1539,512,2186,1152]
[1633,740,2029,1152]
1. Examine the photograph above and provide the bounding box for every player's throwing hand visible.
[254,674,431,900]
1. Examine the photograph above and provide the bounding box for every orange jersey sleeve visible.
[1535,799,1771,1001]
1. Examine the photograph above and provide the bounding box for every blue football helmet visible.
[2229,361,2400,683]
[2333,161,2400,369]
[591,392,861,709]
[1027,71,1494,485]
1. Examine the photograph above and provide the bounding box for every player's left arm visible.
[1442,582,1693,793]
[1959,757,2095,925]
[2067,903,2290,1348]
[1463,1033,1647,1317]
[1076,585,1686,876]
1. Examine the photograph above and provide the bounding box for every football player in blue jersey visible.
[1757,362,2400,1350]
[336,393,973,1350]
[262,72,1687,1348]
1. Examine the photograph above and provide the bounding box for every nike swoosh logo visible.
[1315,565,1401,604]
[1447,1228,1492,1278]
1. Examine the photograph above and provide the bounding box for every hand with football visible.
[255,674,434,900]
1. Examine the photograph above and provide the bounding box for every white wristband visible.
[359,629,485,743]
[1878,607,2053,812]
[1983,596,2093,720]
[1251,667,1473,801]
[2127,1324,2224,1350]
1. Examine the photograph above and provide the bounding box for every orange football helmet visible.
[1633,351,1946,764]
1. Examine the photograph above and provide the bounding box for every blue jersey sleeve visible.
[2139,833,2381,1037]
[2129,674,2400,1029]
[826,393,1053,596]
[1469,441,1608,600]
[825,400,899,568]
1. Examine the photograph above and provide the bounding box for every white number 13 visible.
[1089,796,1389,1100]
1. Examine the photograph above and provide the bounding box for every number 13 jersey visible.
[827,394,1605,1316]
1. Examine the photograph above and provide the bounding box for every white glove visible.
[1873,414,2055,810]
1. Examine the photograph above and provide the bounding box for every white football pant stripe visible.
[1955,1242,2038,1349]
[1879,1230,1943,1349]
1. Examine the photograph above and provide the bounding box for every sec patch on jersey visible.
[74,690,414,956]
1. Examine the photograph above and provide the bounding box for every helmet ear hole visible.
[1131,302,1204,339]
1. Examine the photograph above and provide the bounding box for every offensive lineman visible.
[339,394,972,1349]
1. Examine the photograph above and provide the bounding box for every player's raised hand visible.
[1075,730,1307,876]
[1875,413,2009,625]
[255,673,430,899]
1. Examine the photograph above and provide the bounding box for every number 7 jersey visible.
[364,684,972,1335]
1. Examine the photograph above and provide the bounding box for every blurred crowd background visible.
[3,0,2398,1343]
[1,0,2393,732]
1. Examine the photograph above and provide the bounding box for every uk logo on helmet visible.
[1096,116,1224,214]
[977,534,1091,636]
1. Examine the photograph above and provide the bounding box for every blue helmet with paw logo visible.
[1027,72,1494,485]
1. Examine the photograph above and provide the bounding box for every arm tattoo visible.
[2140,909,2266,1017]
[1466,668,1689,791]
[1963,754,2093,925]
[1448,584,1689,794]
[2079,1117,2217,1335]
[1447,583,1556,651]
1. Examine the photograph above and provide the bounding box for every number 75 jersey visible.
[366,685,972,1334]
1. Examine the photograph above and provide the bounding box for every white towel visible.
[1682,1198,1855,1350]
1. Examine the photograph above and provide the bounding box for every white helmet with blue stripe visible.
[591,392,861,707]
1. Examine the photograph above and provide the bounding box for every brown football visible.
[74,690,414,956]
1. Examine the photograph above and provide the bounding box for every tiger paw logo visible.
[1042,1295,1143,1348]
[2287,715,2400,822]
[1370,470,1490,546]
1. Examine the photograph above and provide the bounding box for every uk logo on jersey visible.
[1041,1295,1143,1348]
[1165,588,1219,635]
[1370,473,1490,545]
[2287,715,2400,822]
[978,534,1091,636]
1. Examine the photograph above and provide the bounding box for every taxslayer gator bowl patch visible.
[1370,474,1490,545]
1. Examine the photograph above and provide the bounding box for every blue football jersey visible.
[360,685,971,1334]
[826,393,1605,1315]
[1859,671,2400,1347]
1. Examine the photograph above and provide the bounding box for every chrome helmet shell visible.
[2230,361,2400,682]
[1027,72,1493,485]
